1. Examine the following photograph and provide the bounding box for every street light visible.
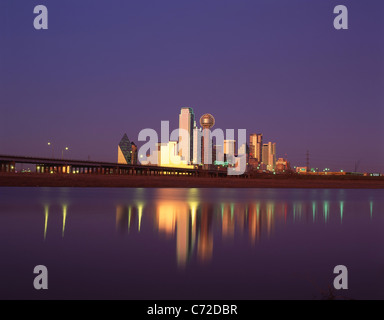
[62,147,69,159]
[48,142,54,158]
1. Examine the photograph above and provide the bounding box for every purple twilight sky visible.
[0,0,383,172]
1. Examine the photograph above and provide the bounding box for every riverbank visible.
[1,173,384,188]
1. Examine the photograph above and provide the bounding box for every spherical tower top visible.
[199,113,215,129]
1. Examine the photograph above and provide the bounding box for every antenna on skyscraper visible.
[306,150,310,172]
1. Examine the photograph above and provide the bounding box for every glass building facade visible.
[179,107,195,163]
[118,134,133,164]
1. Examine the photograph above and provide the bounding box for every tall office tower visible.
[224,140,236,155]
[249,133,263,161]
[179,107,195,163]
[238,143,247,156]
[118,133,133,164]
[193,126,202,164]
[131,142,138,165]
[200,113,215,165]
[249,135,255,158]
[224,139,236,165]
[270,142,276,170]
[262,143,269,165]
[214,144,224,164]
[262,142,276,171]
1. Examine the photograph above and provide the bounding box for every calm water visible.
[0,187,383,300]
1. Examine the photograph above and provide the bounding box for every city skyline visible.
[0,1,383,302]
[1,1,383,172]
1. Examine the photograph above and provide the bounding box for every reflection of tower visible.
[156,201,177,236]
[266,202,275,237]
[176,208,194,268]
[222,203,235,238]
[116,205,128,233]
[199,114,215,166]
[197,204,213,263]
[248,203,261,244]
[154,192,195,268]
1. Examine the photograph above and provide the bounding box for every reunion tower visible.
[199,113,215,166]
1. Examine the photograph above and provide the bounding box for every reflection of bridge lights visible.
[312,202,316,222]
[42,204,69,239]
[62,204,68,237]
[44,205,49,240]
[128,206,132,230]
[340,201,344,224]
[370,201,373,219]
[323,201,329,222]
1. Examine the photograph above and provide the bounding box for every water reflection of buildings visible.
[116,204,143,233]
[42,196,376,267]
[154,196,216,267]
[115,197,377,267]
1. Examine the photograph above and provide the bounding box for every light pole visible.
[48,142,54,158]
[61,147,69,159]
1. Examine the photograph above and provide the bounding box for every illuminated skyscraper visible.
[179,107,195,163]
[262,142,276,171]
[193,126,202,164]
[224,139,236,165]
[238,143,247,157]
[118,134,135,164]
[249,133,263,161]
[156,141,193,168]
[131,142,138,164]
[213,144,224,164]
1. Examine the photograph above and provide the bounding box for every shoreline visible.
[1,173,384,189]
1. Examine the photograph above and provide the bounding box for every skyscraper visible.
[193,126,202,165]
[262,144,269,165]
[224,139,236,165]
[131,142,138,165]
[262,142,276,171]
[179,107,195,163]
[249,133,263,161]
[118,134,133,164]
[213,144,224,164]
